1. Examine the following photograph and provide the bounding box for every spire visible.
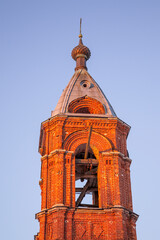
[71,19,91,71]
[79,18,82,39]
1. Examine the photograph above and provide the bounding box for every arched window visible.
[75,143,99,208]
[68,96,105,114]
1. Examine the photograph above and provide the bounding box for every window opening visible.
[68,96,105,114]
[75,127,99,208]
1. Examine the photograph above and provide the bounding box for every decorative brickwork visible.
[68,96,105,114]
[35,31,138,239]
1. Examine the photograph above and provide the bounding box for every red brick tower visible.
[35,24,138,240]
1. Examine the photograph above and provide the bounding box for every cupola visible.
[51,19,116,118]
[71,19,91,71]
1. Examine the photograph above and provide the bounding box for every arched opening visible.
[75,142,99,208]
[63,128,115,208]
[68,96,105,114]
[75,144,96,159]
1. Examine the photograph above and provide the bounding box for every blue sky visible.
[1,1,160,239]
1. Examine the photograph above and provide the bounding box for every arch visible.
[75,143,96,159]
[63,130,114,153]
[68,96,105,114]
[65,130,115,208]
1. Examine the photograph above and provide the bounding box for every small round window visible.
[80,80,92,89]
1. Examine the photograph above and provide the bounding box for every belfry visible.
[35,21,138,240]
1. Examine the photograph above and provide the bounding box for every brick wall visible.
[35,115,138,240]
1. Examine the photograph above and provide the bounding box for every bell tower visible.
[35,21,138,240]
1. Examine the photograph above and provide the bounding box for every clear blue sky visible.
[1,1,160,239]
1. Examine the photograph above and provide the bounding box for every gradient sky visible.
[1,1,160,239]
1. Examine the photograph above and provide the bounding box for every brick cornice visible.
[104,205,139,219]
[40,114,130,129]
[48,149,74,158]
[36,205,69,218]
[41,150,74,162]
[102,151,132,163]
[36,206,138,220]
[41,154,48,161]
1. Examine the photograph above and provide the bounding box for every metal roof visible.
[51,68,116,117]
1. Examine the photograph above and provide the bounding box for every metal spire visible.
[79,18,83,39]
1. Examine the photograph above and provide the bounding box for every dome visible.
[71,38,91,61]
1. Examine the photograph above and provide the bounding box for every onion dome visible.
[71,19,91,71]
[71,38,91,61]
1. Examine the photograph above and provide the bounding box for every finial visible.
[79,18,83,39]
[71,19,91,71]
